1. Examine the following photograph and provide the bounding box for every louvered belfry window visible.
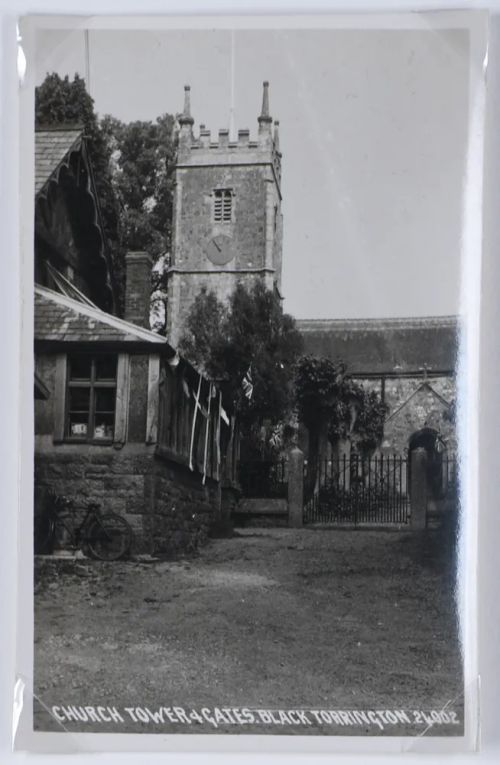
[213,189,232,223]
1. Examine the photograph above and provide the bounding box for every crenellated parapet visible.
[177,82,282,189]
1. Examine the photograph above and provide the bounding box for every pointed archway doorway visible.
[408,427,450,507]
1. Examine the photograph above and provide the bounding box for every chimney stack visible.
[124,251,152,328]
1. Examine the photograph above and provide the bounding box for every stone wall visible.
[359,376,456,453]
[146,459,218,554]
[34,441,219,556]
[174,166,268,270]
[359,376,455,415]
[34,350,221,556]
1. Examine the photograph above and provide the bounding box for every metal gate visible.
[304,455,410,525]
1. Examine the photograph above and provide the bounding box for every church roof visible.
[34,285,169,347]
[35,127,83,196]
[297,316,459,376]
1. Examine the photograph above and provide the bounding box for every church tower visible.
[166,82,283,347]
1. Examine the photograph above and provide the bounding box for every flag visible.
[220,405,230,426]
[242,365,253,400]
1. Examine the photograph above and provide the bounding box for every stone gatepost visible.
[288,447,304,528]
[410,447,428,530]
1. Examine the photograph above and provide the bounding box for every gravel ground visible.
[33,525,463,736]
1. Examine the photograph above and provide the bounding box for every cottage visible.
[34,127,236,554]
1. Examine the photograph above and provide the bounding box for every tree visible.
[294,356,387,495]
[349,388,388,456]
[100,114,178,330]
[294,356,348,494]
[100,115,177,260]
[179,282,303,442]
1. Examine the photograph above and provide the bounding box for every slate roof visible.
[35,128,82,196]
[297,316,459,376]
[34,285,168,346]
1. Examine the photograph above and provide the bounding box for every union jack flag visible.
[242,365,253,401]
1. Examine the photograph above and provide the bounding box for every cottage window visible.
[66,354,117,441]
[213,189,232,223]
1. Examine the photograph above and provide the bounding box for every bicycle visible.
[34,492,133,561]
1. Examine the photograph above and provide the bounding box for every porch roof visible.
[34,285,170,348]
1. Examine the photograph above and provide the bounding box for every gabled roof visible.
[35,128,83,196]
[297,316,459,376]
[386,381,451,423]
[34,285,169,347]
[34,126,116,312]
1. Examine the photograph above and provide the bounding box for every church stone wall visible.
[168,160,281,347]
[34,351,220,556]
[173,166,268,270]
[355,375,456,454]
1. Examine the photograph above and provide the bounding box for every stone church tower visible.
[166,82,283,347]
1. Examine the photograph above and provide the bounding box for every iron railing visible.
[304,455,410,525]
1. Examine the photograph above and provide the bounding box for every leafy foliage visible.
[350,388,388,455]
[294,356,348,434]
[295,355,387,493]
[100,115,177,262]
[101,114,178,330]
[295,356,387,452]
[179,282,303,429]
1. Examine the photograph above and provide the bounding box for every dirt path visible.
[33,526,463,736]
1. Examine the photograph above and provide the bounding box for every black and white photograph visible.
[20,12,486,748]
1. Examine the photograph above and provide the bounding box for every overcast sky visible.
[35,25,471,319]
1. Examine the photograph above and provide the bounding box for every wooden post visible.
[410,447,428,530]
[288,447,304,528]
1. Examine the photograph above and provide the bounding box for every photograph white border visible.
[3,4,491,759]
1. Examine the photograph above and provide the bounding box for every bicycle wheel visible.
[34,513,55,554]
[86,514,133,561]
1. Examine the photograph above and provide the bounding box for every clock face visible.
[205,234,234,266]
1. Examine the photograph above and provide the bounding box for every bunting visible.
[202,384,214,485]
[188,374,203,471]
